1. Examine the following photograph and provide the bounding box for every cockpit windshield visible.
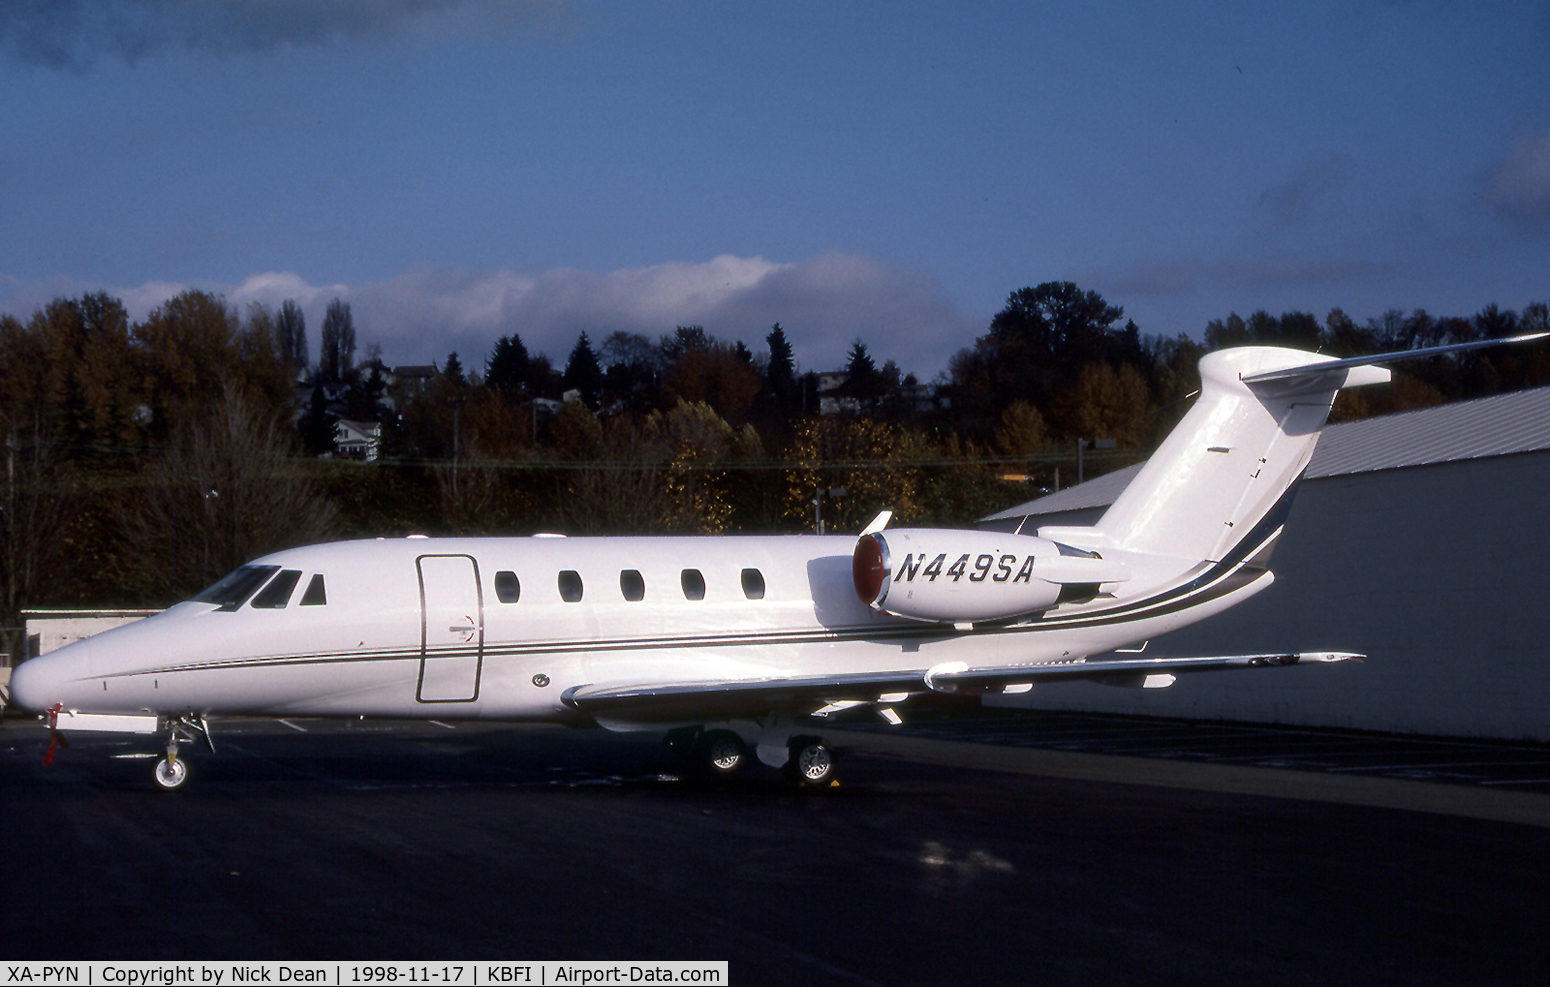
[192,565,280,611]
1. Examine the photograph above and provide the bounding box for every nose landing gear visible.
[152,715,213,793]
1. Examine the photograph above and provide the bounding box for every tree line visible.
[2,282,1548,652]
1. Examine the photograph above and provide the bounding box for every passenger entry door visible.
[417,555,484,703]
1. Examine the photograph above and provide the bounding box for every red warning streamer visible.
[43,703,68,766]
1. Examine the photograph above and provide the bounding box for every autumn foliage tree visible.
[5,281,1550,621]
[118,388,338,601]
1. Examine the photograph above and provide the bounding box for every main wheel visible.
[699,730,746,776]
[787,739,836,785]
[152,756,190,793]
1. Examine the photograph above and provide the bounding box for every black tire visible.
[697,730,746,777]
[786,738,836,785]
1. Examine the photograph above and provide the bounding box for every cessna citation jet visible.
[9,337,1543,790]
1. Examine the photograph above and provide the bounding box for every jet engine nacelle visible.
[853,528,1130,623]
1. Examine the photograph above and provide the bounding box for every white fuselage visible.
[9,531,1266,727]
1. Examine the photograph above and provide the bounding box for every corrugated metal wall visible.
[994,451,1550,741]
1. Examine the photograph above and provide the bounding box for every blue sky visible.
[3,0,1547,379]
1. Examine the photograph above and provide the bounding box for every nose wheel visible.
[150,715,212,792]
[152,754,191,792]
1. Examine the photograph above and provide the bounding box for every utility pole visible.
[1076,438,1116,485]
[812,486,846,534]
[3,432,14,668]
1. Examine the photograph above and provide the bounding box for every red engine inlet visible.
[853,533,888,605]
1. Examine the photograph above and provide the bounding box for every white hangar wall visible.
[992,450,1550,742]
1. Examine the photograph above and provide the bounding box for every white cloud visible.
[341,252,977,377]
[1,252,981,379]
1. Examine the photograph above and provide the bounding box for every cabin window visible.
[194,566,279,612]
[558,570,584,603]
[250,569,302,609]
[681,568,706,601]
[620,569,645,602]
[299,574,327,606]
[495,570,521,604]
[741,568,766,600]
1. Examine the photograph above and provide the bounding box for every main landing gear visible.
[151,715,213,793]
[665,726,839,787]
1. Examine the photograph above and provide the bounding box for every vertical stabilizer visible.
[1075,347,1388,563]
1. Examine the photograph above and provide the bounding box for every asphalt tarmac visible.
[2,715,1547,987]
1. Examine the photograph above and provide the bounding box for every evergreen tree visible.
[301,383,335,455]
[765,323,796,396]
[485,333,531,398]
[563,331,602,408]
[845,339,881,409]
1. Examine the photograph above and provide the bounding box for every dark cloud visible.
[1093,254,1387,299]
[0,0,539,71]
[1257,154,1350,225]
[1484,131,1550,232]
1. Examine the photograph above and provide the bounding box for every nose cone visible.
[7,655,56,712]
[6,634,103,713]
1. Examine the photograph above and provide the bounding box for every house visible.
[333,419,382,461]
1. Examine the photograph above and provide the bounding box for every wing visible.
[562,669,931,723]
[921,651,1361,693]
[560,652,1361,724]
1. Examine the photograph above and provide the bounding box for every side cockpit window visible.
[250,569,302,609]
[300,574,327,606]
[193,566,279,612]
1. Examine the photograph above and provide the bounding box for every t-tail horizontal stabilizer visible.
[1240,331,1550,384]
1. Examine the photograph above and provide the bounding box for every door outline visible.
[416,554,484,703]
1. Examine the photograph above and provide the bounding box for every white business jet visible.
[9,338,1541,790]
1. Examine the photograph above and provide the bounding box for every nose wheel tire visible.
[152,756,190,792]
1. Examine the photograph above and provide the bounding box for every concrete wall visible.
[25,612,158,657]
[995,451,1550,741]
